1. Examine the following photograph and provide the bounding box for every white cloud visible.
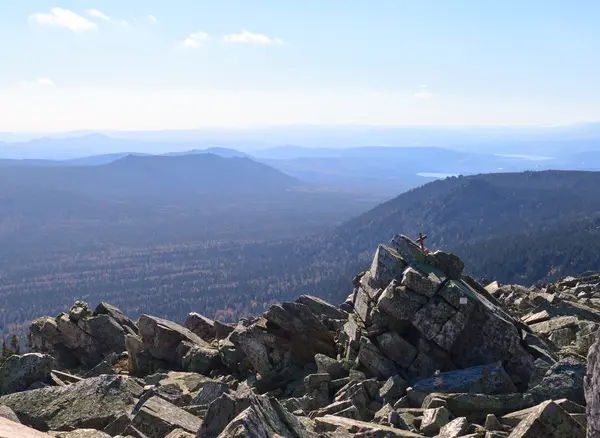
[414,90,433,99]
[182,31,210,48]
[147,15,158,24]
[37,78,55,86]
[29,8,97,32]
[223,29,281,45]
[86,9,110,21]
[414,85,433,99]
[18,78,56,88]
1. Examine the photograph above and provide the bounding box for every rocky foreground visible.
[0,235,599,437]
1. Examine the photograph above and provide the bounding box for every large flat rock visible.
[0,375,142,431]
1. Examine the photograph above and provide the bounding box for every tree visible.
[10,335,19,355]
[1,341,11,361]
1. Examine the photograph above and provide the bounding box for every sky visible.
[1,0,600,132]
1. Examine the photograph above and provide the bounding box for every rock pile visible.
[0,234,597,437]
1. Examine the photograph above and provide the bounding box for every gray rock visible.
[183,313,216,341]
[427,250,464,280]
[376,283,429,324]
[102,413,132,436]
[95,302,138,335]
[197,384,255,438]
[421,393,534,424]
[295,295,346,320]
[253,302,336,370]
[308,400,353,419]
[379,375,408,404]
[0,375,142,431]
[131,396,203,438]
[585,328,600,438]
[30,307,127,369]
[179,342,221,375]
[484,413,503,431]
[528,357,586,405]
[357,337,398,379]
[83,361,115,378]
[216,396,316,438]
[375,331,417,369]
[314,414,422,437]
[419,406,451,436]
[369,244,408,288]
[508,400,585,437]
[137,314,215,367]
[437,417,469,438]
[0,353,53,395]
[213,321,235,341]
[411,362,517,405]
[190,380,229,406]
[401,267,439,298]
[411,296,457,341]
[314,354,346,380]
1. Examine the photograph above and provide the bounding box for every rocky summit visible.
[0,234,599,437]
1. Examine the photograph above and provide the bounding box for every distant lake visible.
[417,172,460,178]
[494,154,553,161]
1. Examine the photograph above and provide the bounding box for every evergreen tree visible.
[1,341,11,360]
[10,335,19,355]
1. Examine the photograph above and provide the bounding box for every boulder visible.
[231,302,336,380]
[183,313,216,341]
[348,236,536,391]
[585,328,600,438]
[437,417,470,438]
[369,244,408,288]
[178,342,221,375]
[137,314,215,367]
[29,302,130,369]
[379,375,408,404]
[357,337,398,379]
[190,380,229,406]
[314,354,347,380]
[295,295,346,320]
[95,302,138,335]
[527,357,586,405]
[410,362,517,405]
[0,375,142,431]
[401,267,440,298]
[197,384,255,438]
[419,406,451,436]
[0,353,53,395]
[314,415,422,437]
[508,400,585,437]
[421,393,534,424]
[217,396,316,438]
[375,331,418,369]
[131,396,203,438]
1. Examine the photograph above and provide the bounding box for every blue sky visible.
[1,0,599,131]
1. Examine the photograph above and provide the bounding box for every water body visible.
[417,172,460,179]
[494,154,553,161]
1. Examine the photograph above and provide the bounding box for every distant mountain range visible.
[4,133,600,198]
[0,153,376,256]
